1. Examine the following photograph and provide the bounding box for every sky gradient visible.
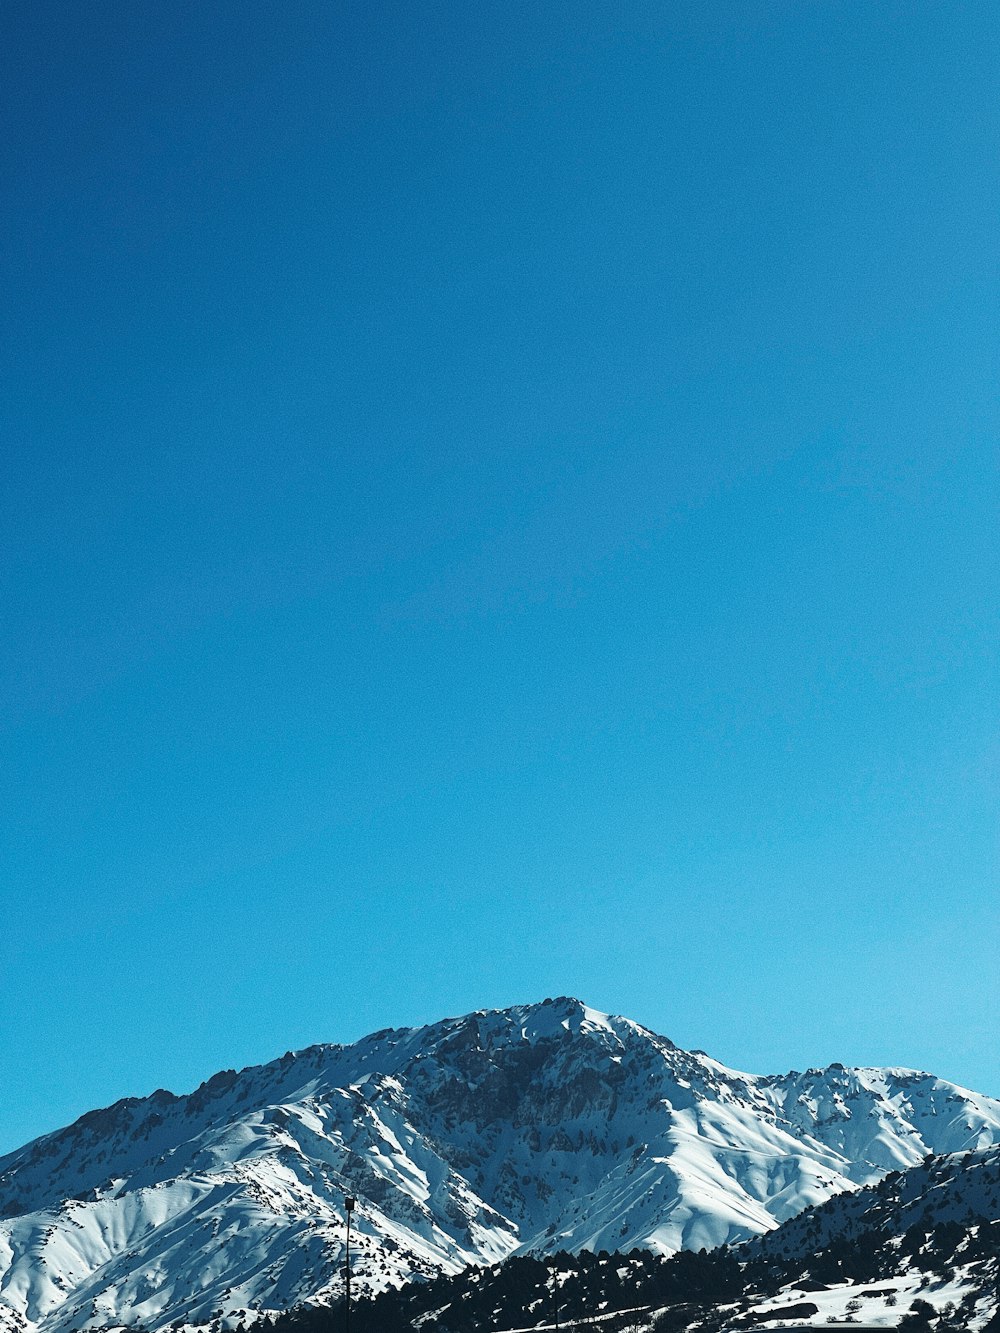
[1,1,998,1155]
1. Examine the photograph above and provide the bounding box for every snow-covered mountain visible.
[1,997,997,1333]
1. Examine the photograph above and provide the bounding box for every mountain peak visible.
[502,994,620,1041]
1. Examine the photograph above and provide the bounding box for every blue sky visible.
[1,1,997,1154]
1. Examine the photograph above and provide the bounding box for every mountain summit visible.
[1,997,998,1333]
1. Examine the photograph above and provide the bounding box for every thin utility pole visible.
[344,1195,356,1333]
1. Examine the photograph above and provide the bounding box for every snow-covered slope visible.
[733,1145,1000,1329]
[754,1142,1000,1262]
[1,997,997,1333]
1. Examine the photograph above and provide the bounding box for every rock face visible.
[1,996,998,1333]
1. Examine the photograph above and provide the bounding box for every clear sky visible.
[1,1,997,1155]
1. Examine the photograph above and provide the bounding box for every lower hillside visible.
[264,1149,1000,1333]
